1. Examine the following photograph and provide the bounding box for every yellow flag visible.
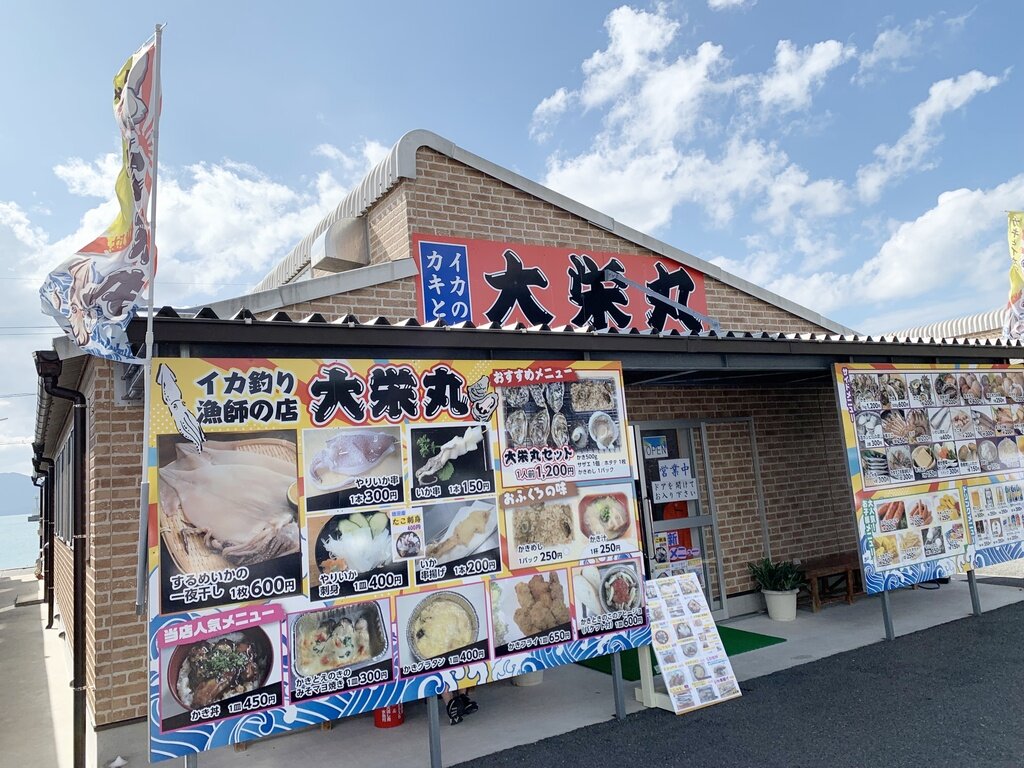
[1005,212,1024,339]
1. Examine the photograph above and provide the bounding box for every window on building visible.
[54,430,75,544]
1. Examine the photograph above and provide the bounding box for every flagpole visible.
[135,23,165,615]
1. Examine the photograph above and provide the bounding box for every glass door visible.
[634,420,727,618]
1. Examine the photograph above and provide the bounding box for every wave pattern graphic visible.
[149,625,650,761]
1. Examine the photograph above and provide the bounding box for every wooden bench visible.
[798,552,860,612]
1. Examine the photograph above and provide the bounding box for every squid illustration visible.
[157,363,205,451]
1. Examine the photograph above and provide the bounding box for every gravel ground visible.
[454,601,1024,768]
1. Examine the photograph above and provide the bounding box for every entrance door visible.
[634,421,728,618]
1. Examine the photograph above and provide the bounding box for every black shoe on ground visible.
[446,696,464,725]
[457,693,478,715]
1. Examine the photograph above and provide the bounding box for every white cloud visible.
[752,174,1024,328]
[856,70,1003,202]
[708,0,754,9]
[759,165,848,235]
[530,87,572,143]
[943,7,975,31]
[611,41,743,148]
[579,5,680,109]
[0,202,47,250]
[853,19,932,84]
[758,40,856,115]
[52,153,121,198]
[0,141,385,473]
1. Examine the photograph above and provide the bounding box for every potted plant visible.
[748,557,804,621]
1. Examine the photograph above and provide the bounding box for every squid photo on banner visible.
[145,357,650,762]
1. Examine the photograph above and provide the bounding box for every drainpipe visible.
[33,447,56,629]
[35,351,87,768]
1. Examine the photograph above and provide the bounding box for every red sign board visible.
[413,234,709,333]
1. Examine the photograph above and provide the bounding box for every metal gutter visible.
[127,313,1019,366]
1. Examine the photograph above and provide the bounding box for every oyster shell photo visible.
[528,408,551,446]
[506,409,528,446]
[529,384,547,409]
[546,382,564,413]
[551,413,569,446]
[504,386,530,409]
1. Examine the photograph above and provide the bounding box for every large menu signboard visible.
[834,363,1024,594]
[145,358,649,761]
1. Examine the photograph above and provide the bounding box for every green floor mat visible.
[577,625,785,681]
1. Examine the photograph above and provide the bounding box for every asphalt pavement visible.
[454,599,1024,768]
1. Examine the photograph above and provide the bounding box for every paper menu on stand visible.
[643,573,741,715]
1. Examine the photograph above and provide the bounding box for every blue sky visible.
[0,0,1020,472]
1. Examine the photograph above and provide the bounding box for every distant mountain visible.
[0,473,38,516]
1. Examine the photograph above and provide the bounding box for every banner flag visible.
[1004,211,1024,339]
[39,39,160,362]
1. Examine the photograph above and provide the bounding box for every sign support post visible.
[611,651,626,720]
[183,753,197,767]
[427,696,442,768]
[880,590,895,641]
[967,570,983,616]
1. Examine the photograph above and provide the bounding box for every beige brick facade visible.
[48,140,853,729]
[628,385,856,595]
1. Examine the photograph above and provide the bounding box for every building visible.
[31,129,1024,766]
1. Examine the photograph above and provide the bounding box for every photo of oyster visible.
[504,386,530,408]
[529,384,547,409]
[878,373,908,407]
[528,408,551,446]
[551,412,569,446]
[851,373,881,408]
[856,412,882,442]
[546,382,564,412]
[506,409,528,446]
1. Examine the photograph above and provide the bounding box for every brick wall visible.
[86,359,148,724]
[628,383,856,595]
[271,146,833,331]
[259,278,419,322]
[50,358,150,725]
[405,147,830,334]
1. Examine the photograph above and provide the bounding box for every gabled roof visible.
[250,129,857,336]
